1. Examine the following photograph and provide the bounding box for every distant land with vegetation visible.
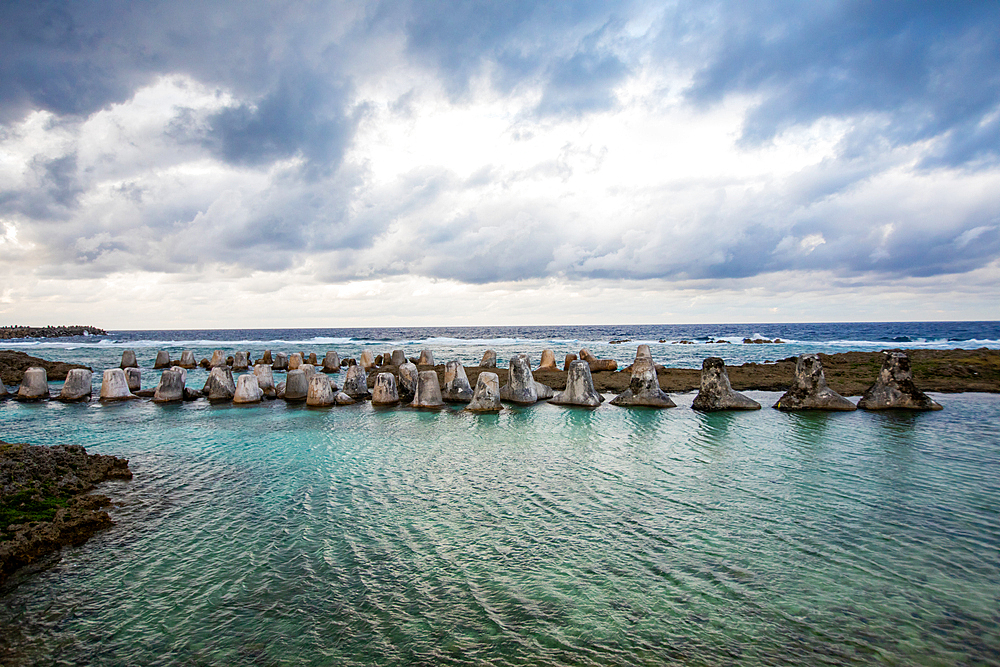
[0,326,107,340]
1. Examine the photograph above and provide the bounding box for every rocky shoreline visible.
[0,350,91,386]
[0,442,131,586]
[0,325,107,341]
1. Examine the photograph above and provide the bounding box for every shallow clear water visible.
[1,391,998,666]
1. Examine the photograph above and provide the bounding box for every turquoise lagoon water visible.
[1,388,998,665]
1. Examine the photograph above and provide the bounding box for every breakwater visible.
[0,325,107,340]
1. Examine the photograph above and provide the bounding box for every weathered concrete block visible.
[322,351,341,373]
[334,391,356,405]
[100,368,136,402]
[153,351,172,369]
[398,362,418,399]
[691,357,761,411]
[17,367,50,401]
[233,351,249,371]
[178,350,197,369]
[203,367,236,402]
[120,350,138,369]
[253,364,277,399]
[260,350,273,365]
[272,352,289,371]
[500,354,539,404]
[442,361,474,403]
[360,350,375,370]
[391,350,407,367]
[153,369,185,403]
[57,368,93,402]
[465,372,501,412]
[284,369,308,402]
[342,364,371,399]
[308,353,318,366]
[858,352,942,410]
[125,367,141,392]
[411,370,444,408]
[233,374,264,404]
[538,349,558,371]
[610,356,676,408]
[306,375,335,407]
[479,350,497,368]
[534,382,554,400]
[209,350,227,368]
[417,349,435,366]
[551,360,603,407]
[774,354,857,411]
[288,353,303,371]
[564,353,578,371]
[372,373,400,406]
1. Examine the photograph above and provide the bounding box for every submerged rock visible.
[551,360,603,407]
[120,350,138,369]
[306,375,335,407]
[233,374,264,404]
[284,369,309,402]
[372,373,400,406]
[411,370,444,408]
[442,360,474,403]
[322,351,341,373]
[209,350,227,368]
[272,352,289,371]
[479,350,497,368]
[417,349,435,366]
[397,362,419,399]
[99,368,136,402]
[342,364,371,399]
[253,364,277,399]
[500,354,539,404]
[610,356,676,408]
[125,367,141,392]
[178,350,197,369]
[153,351,172,369]
[232,351,249,371]
[153,369,185,403]
[57,368,93,403]
[858,352,942,411]
[391,350,407,367]
[691,357,760,411]
[466,372,501,412]
[203,367,236,402]
[538,349,558,371]
[774,354,857,411]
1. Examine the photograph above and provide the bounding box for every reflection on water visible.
[0,393,998,666]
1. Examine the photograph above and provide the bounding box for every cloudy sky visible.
[1,1,998,328]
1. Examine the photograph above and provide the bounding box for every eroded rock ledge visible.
[0,441,132,585]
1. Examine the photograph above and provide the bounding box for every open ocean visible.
[1,322,998,666]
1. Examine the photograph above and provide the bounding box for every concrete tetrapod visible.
[417,349,435,366]
[0,380,8,399]
[610,356,676,408]
[153,369,185,403]
[342,364,371,399]
[260,350,273,365]
[479,350,497,368]
[125,367,141,392]
[120,350,138,369]
[397,362,418,400]
[538,349,558,371]
[322,352,341,373]
[411,370,445,408]
[774,354,857,411]
[284,370,308,402]
[391,350,407,367]
[203,367,236,402]
[551,360,603,407]
[100,368,136,402]
[360,350,375,371]
[858,352,942,410]
[57,368,93,402]
[209,350,227,368]
[372,373,400,406]
[253,364,277,399]
[578,348,617,372]
[233,374,264,404]
[442,361,474,403]
[308,353,318,366]
[288,353,304,371]
[178,350,197,369]
[272,352,289,371]
[691,357,760,411]
[465,372,501,412]
[636,344,652,359]
[154,351,172,369]
[306,375,335,407]
[16,367,50,401]
[564,353,578,371]
[500,354,539,404]
[233,351,249,371]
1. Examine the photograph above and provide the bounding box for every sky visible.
[1,0,998,328]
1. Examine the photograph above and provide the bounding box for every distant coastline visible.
[0,326,106,340]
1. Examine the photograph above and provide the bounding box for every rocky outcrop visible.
[153,369,185,403]
[306,375,335,407]
[14,366,49,402]
[411,371,444,408]
[322,352,341,373]
[119,350,138,369]
[0,441,131,585]
[153,351,172,369]
[284,370,308,402]
[538,349,558,371]
[691,357,761,411]
[372,373,400,406]
[209,350,227,368]
[125,367,141,392]
[253,364,277,399]
[232,351,249,371]
[551,360,603,407]
[57,369,93,403]
[466,372,501,412]
[857,352,943,411]
[342,364,371,399]
[417,349,435,366]
[391,350,407,367]
[272,352,289,371]
[0,350,90,386]
[99,368,136,402]
[202,367,236,403]
[774,354,857,411]
[500,354,539,404]
[480,350,497,368]
[442,361,474,403]
[564,353,578,371]
[178,350,197,369]
[610,356,676,408]
[233,374,264,404]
